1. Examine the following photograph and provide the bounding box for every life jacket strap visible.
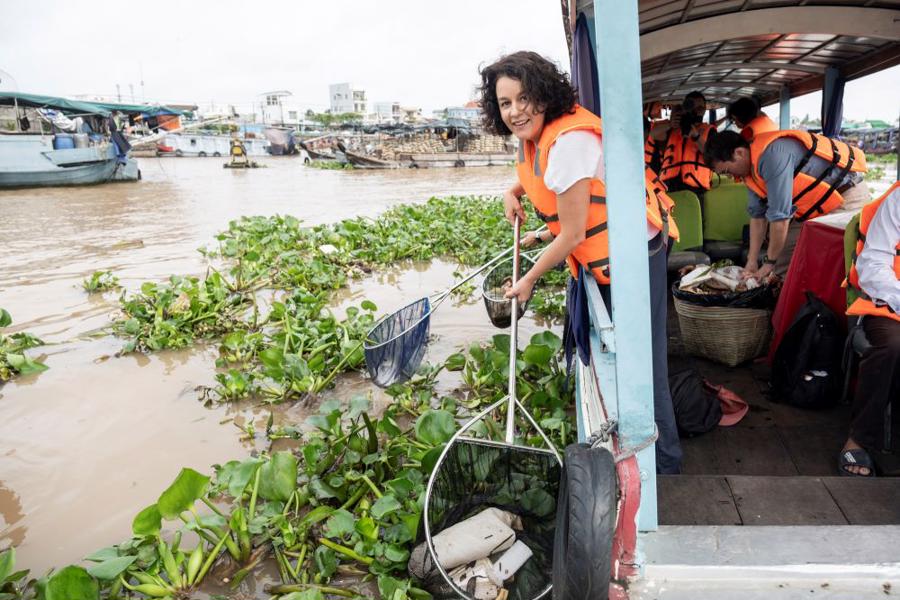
[796,138,854,221]
[793,134,818,177]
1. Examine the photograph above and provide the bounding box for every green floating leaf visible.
[0,309,11,328]
[157,468,210,519]
[492,334,511,354]
[371,494,401,519]
[348,396,370,420]
[45,566,99,600]
[323,508,356,538]
[444,352,466,371]
[225,458,264,499]
[85,556,136,580]
[281,591,324,600]
[132,503,161,537]
[0,547,14,583]
[523,343,553,366]
[258,451,298,502]
[314,546,336,579]
[531,330,562,351]
[355,516,379,542]
[361,299,378,311]
[414,410,456,446]
[83,547,118,562]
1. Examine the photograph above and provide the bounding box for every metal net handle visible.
[505,215,521,444]
[431,224,548,310]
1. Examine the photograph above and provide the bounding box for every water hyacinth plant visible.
[82,271,120,293]
[6,195,578,598]
[0,308,48,383]
[3,331,574,600]
[115,196,567,403]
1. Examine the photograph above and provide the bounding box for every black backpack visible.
[772,292,844,408]
[669,369,722,437]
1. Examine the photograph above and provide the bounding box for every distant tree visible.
[307,112,362,128]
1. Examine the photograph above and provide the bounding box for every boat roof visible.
[82,100,185,117]
[574,0,900,106]
[0,92,185,118]
[0,92,112,117]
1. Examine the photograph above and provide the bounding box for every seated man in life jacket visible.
[704,130,869,281]
[650,91,715,196]
[726,97,778,142]
[841,182,900,476]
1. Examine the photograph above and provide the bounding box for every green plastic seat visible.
[669,190,703,252]
[843,212,862,308]
[703,183,750,242]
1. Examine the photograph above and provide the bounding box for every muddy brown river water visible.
[0,157,560,574]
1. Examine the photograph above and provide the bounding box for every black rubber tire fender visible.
[213,151,222,157]
[198,151,208,157]
[174,149,183,157]
[552,443,617,600]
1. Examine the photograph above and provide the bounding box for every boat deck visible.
[661,297,900,527]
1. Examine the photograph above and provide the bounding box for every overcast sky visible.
[1,0,896,121]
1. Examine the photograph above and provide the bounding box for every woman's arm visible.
[505,178,591,302]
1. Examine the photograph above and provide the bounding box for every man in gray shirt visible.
[705,130,869,279]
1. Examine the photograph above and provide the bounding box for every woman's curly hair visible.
[479,51,577,136]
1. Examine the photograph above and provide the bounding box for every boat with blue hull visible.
[0,92,153,189]
[0,134,138,188]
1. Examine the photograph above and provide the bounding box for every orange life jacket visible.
[845,181,900,323]
[660,123,714,191]
[516,105,679,284]
[740,114,778,142]
[745,130,867,222]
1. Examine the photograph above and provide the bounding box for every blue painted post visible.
[779,86,791,130]
[592,0,658,530]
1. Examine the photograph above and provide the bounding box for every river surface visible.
[0,157,555,574]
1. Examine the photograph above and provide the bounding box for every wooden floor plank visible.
[778,425,847,476]
[823,478,900,525]
[728,476,848,526]
[658,475,742,526]
[681,426,799,476]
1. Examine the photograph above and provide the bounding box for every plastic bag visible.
[672,281,775,309]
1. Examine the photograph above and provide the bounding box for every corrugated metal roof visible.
[574,0,900,106]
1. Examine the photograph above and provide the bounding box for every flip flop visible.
[839,448,876,477]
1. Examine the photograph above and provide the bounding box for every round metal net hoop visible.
[482,255,536,328]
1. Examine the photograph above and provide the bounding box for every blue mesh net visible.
[364,296,432,387]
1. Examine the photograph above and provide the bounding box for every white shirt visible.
[857,185,900,314]
[544,130,659,240]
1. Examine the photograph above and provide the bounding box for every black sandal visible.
[839,448,876,477]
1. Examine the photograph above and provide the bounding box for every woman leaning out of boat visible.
[479,50,683,474]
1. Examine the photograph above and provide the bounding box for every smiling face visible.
[496,76,546,142]
[712,146,752,177]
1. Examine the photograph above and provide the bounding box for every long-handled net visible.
[421,217,562,600]
[364,226,545,388]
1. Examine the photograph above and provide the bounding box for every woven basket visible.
[673,297,772,367]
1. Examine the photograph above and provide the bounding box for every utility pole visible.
[116,83,121,102]
[129,83,135,103]
[139,62,145,103]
